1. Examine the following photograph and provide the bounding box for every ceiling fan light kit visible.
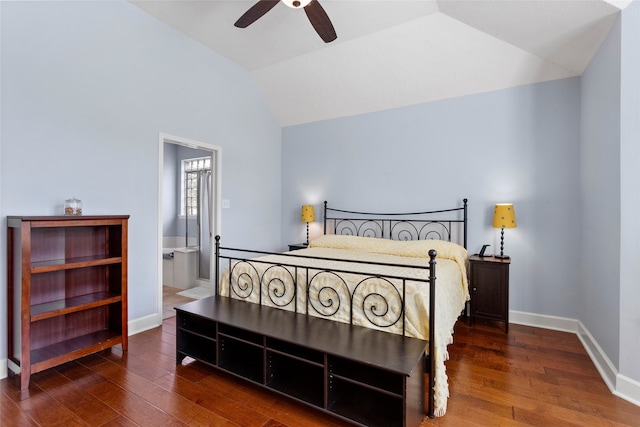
[282,0,312,8]
[235,0,337,43]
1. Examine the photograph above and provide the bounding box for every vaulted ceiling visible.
[131,0,631,126]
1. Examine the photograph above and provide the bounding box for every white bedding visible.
[218,235,469,416]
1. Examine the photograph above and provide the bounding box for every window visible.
[181,156,211,216]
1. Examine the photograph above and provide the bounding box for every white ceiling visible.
[131,0,632,126]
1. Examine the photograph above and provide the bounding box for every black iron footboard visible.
[214,236,438,418]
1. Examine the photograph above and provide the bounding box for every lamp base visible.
[494,254,510,259]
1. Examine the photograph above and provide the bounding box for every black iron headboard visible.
[323,198,468,249]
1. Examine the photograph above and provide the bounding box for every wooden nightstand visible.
[288,243,308,251]
[468,255,510,333]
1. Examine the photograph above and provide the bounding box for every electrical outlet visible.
[222,199,230,209]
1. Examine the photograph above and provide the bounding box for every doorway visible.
[158,133,221,319]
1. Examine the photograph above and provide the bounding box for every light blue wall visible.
[581,8,622,369]
[619,0,640,383]
[283,78,583,320]
[580,1,640,386]
[0,1,281,365]
[163,142,179,237]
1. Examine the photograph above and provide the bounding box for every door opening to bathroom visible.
[158,134,221,319]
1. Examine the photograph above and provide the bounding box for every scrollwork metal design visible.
[334,219,356,236]
[335,219,383,238]
[390,221,419,241]
[229,261,260,300]
[353,277,403,329]
[307,271,350,318]
[358,220,383,238]
[418,221,451,241]
[263,265,296,309]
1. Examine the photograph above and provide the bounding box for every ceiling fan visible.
[234,0,337,43]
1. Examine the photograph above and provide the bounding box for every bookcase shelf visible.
[7,215,129,389]
[30,291,123,321]
[31,255,122,273]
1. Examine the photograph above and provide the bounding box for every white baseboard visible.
[0,358,7,379]
[576,320,618,391]
[510,310,579,333]
[510,310,640,409]
[128,312,163,336]
[616,374,640,406]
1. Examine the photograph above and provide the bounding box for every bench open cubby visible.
[266,349,325,406]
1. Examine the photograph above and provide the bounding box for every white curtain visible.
[198,170,212,279]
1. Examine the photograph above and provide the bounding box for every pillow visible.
[310,234,469,294]
[309,234,389,252]
[310,234,466,263]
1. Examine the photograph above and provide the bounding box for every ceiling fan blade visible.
[304,0,337,43]
[234,0,280,28]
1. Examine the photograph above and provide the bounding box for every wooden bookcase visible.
[7,215,129,389]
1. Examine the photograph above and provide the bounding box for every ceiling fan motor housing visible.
[282,0,311,8]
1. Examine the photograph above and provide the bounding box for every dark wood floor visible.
[2,318,639,427]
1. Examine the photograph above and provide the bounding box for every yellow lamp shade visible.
[301,205,315,223]
[493,204,516,229]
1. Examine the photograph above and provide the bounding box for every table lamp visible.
[492,203,516,259]
[300,205,315,245]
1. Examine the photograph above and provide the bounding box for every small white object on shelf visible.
[64,197,82,215]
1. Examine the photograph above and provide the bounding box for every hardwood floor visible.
[2,318,639,426]
[162,286,196,319]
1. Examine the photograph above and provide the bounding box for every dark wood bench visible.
[176,295,428,427]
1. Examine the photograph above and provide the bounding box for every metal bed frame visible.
[323,199,467,247]
[214,198,468,419]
